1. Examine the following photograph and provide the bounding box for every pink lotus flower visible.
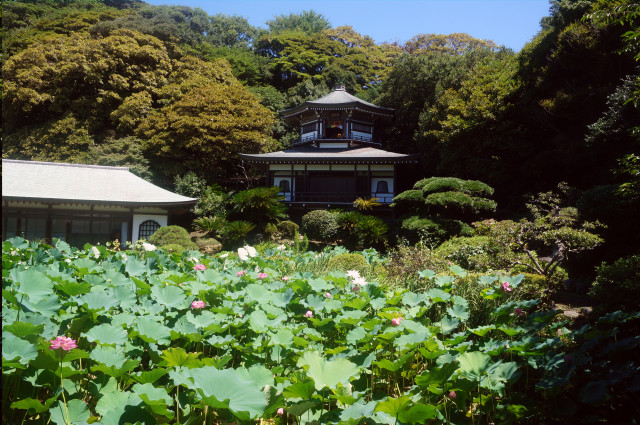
[193,264,206,271]
[514,307,525,316]
[282,276,289,281]
[501,281,512,292]
[277,407,285,415]
[191,300,206,309]
[449,390,456,399]
[49,336,77,351]
[352,285,360,293]
[391,317,403,326]
[324,292,332,298]
[304,310,314,318]
[258,273,268,279]
[236,270,245,277]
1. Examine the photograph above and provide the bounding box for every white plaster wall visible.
[132,214,167,242]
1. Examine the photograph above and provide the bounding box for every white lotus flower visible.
[91,246,100,259]
[244,245,257,257]
[142,242,156,251]
[346,270,361,279]
[353,276,368,287]
[237,247,249,261]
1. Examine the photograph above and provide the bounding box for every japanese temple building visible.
[2,159,196,246]
[240,86,417,209]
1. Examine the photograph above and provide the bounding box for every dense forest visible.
[2,0,639,273]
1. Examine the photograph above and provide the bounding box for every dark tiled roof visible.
[280,86,394,118]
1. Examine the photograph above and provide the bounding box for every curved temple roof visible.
[240,146,417,164]
[2,159,197,207]
[280,86,394,120]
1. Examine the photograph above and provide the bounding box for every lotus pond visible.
[2,238,638,424]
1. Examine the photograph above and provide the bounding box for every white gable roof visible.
[2,159,196,206]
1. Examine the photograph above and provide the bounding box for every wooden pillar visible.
[45,204,53,244]
[128,208,134,243]
[368,164,372,197]
[353,164,358,200]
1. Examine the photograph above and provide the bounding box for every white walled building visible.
[2,159,196,246]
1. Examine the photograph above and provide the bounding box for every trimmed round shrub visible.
[414,177,494,197]
[264,223,279,239]
[589,254,640,312]
[161,243,185,253]
[301,210,338,242]
[391,189,425,215]
[149,226,197,250]
[327,253,369,275]
[399,215,473,246]
[277,220,299,239]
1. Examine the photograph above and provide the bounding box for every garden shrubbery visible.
[589,254,640,312]
[302,209,339,242]
[148,225,197,251]
[327,252,369,275]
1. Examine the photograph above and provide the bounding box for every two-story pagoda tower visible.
[240,85,416,209]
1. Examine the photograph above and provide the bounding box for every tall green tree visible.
[266,10,330,35]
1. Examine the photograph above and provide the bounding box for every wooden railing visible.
[280,191,394,204]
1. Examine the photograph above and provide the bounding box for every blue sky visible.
[145,0,552,51]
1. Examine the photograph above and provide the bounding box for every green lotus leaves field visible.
[2,237,638,424]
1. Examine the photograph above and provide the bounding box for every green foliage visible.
[353,197,381,211]
[384,243,451,286]
[148,226,197,250]
[301,210,338,242]
[589,254,640,312]
[230,186,287,227]
[266,10,331,35]
[193,216,228,237]
[220,220,256,245]
[335,211,389,250]
[475,184,604,279]
[3,238,640,425]
[414,176,494,196]
[434,236,492,271]
[326,253,369,275]
[398,215,473,247]
[174,171,208,198]
[277,220,299,239]
[161,243,185,253]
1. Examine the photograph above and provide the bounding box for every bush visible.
[301,210,338,242]
[589,254,640,312]
[149,226,197,250]
[327,253,369,275]
[194,237,222,255]
[264,223,279,240]
[384,242,450,287]
[220,220,256,245]
[161,243,185,253]
[193,216,227,236]
[277,220,299,239]
[414,177,494,197]
[398,215,473,247]
[434,236,492,271]
[391,189,425,215]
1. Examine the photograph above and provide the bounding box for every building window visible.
[352,122,372,134]
[301,122,316,134]
[278,179,291,193]
[376,180,389,193]
[139,220,161,240]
